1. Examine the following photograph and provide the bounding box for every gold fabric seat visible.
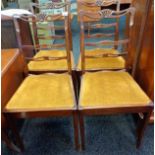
[79,71,151,109]
[77,48,125,70]
[28,50,74,71]
[4,74,76,112]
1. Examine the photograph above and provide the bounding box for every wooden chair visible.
[76,0,133,71]
[13,1,74,74]
[3,14,79,151]
[78,7,153,150]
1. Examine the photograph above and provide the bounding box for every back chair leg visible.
[136,111,152,148]
[79,112,85,150]
[68,17,73,51]
[73,111,80,150]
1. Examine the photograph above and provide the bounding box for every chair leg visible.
[79,112,85,150]
[72,71,78,102]
[136,111,152,148]
[68,17,73,51]
[69,28,73,51]
[2,129,21,153]
[4,114,24,152]
[77,71,81,97]
[73,111,80,150]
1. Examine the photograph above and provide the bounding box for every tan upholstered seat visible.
[28,50,74,71]
[79,71,151,109]
[77,48,125,70]
[4,74,76,112]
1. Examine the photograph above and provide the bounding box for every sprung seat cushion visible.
[4,74,76,112]
[28,50,74,71]
[79,71,151,109]
[77,48,125,70]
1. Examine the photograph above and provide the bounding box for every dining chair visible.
[13,1,74,74]
[78,7,153,150]
[76,0,133,72]
[3,13,79,151]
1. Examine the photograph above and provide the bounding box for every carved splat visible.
[95,0,119,6]
[98,9,113,17]
[36,13,47,22]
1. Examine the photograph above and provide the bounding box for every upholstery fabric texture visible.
[77,48,125,70]
[5,74,75,112]
[28,50,74,71]
[79,71,151,109]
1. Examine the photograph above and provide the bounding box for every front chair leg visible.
[72,71,78,102]
[136,111,152,148]
[79,112,85,150]
[2,129,21,153]
[73,111,80,150]
[4,114,24,152]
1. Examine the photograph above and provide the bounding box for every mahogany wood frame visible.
[77,6,153,150]
[79,105,153,150]
[3,14,79,151]
[3,109,80,150]
[2,55,80,151]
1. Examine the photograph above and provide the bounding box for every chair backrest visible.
[13,12,72,74]
[79,0,132,9]
[78,0,125,49]
[79,7,135,73]
[79,0,121,10]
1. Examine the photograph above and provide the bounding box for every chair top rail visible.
[79,7,135,26]
[30,1,71,10]
[14,13,68,23]
[80,0,120,7]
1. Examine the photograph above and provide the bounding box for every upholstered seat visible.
[79,71,151,109]
[77,48,125,70]
[28,50,74,71]
[4,74,76,112]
